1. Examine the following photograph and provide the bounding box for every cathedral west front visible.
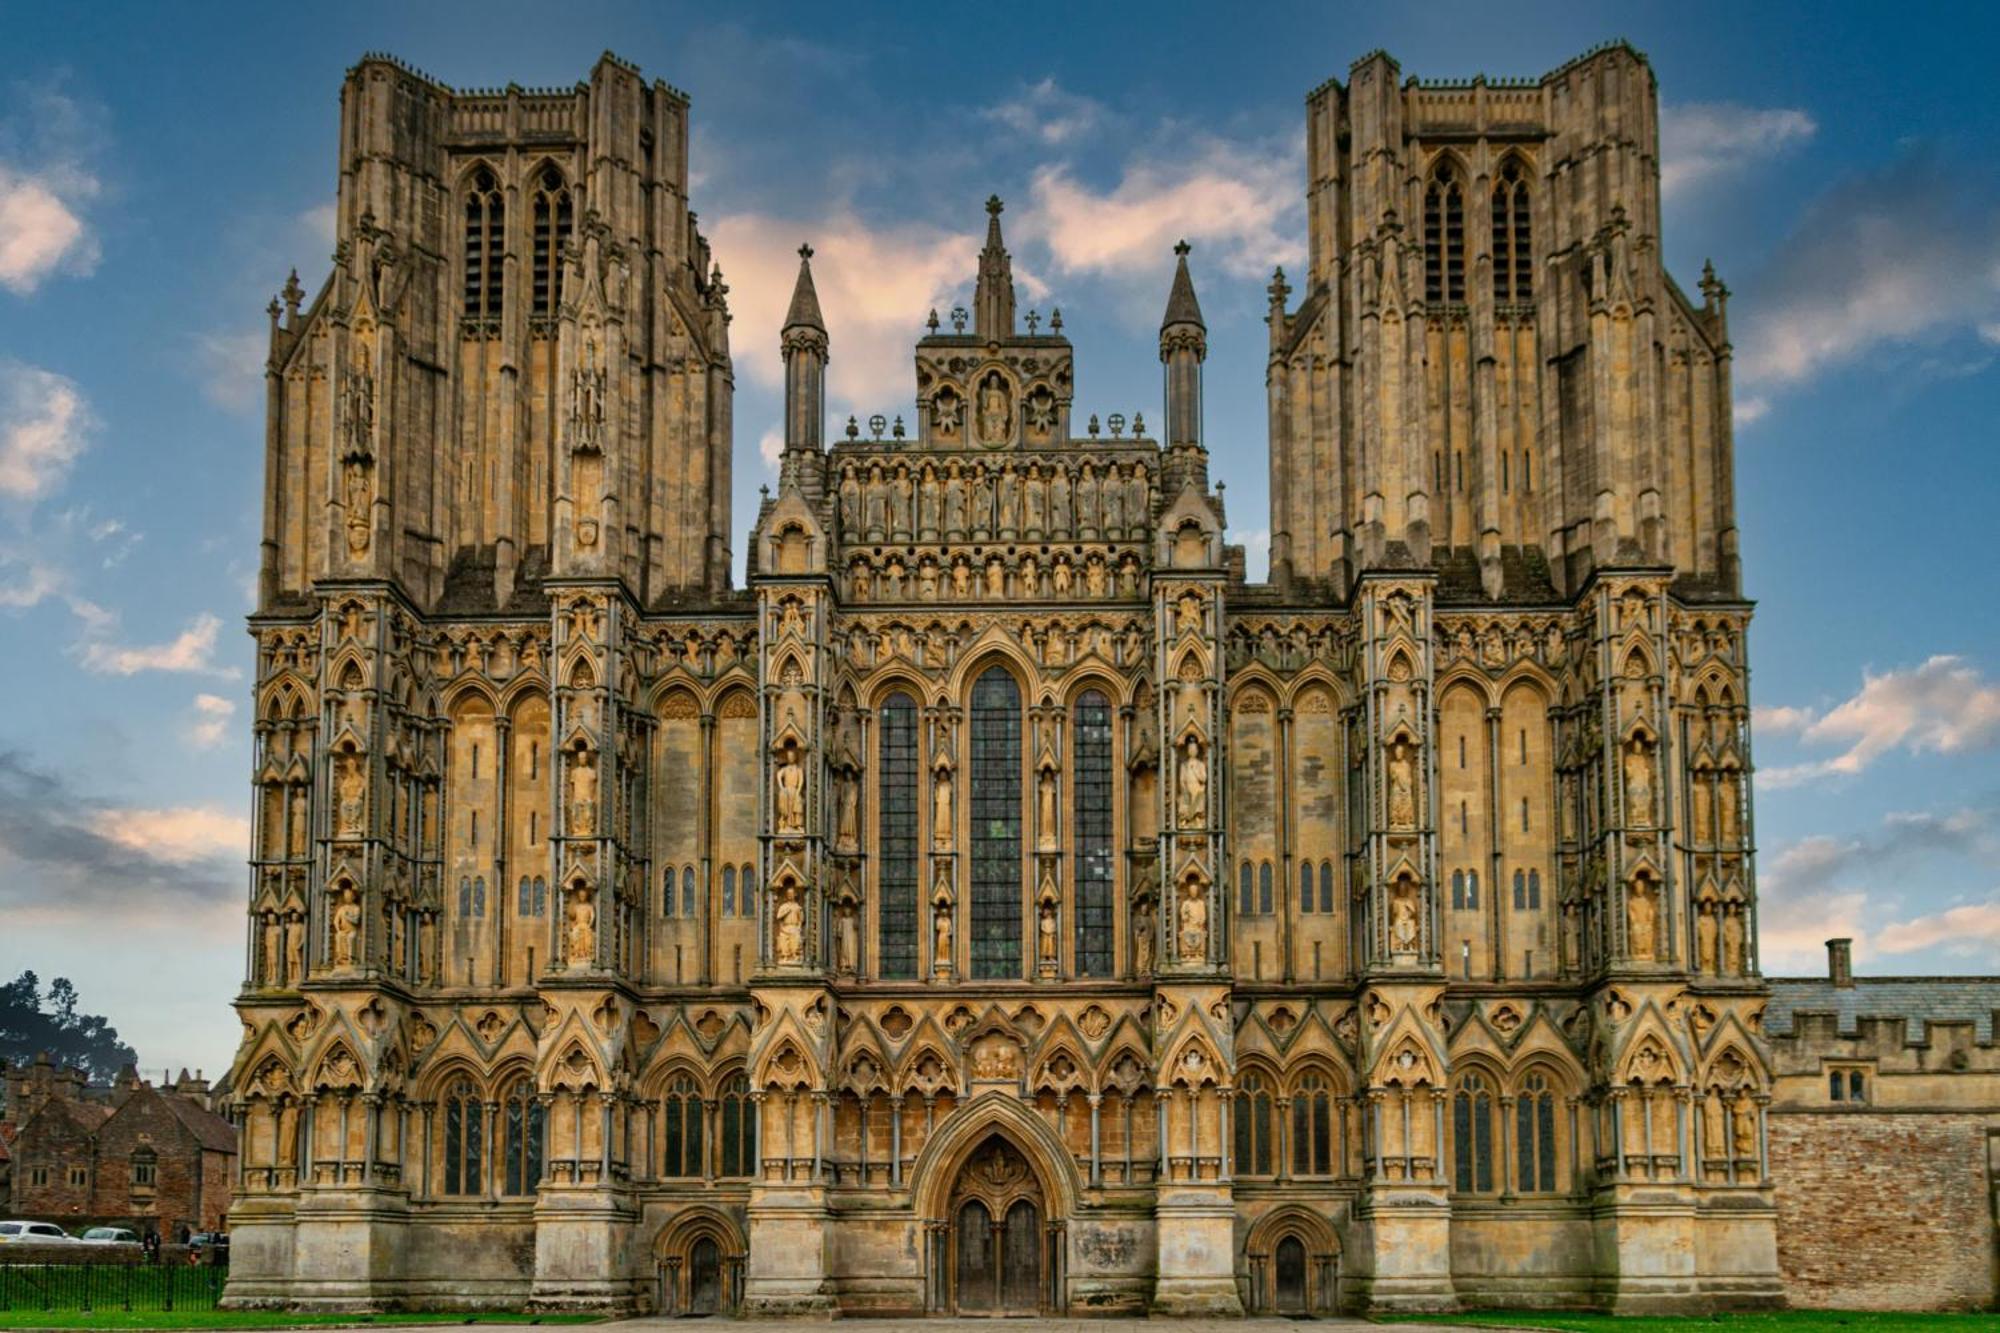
[223,42,1795,1315]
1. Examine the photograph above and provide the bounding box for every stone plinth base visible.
[1150,1275,1246,1316]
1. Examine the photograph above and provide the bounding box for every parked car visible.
[186,1231,229,1263]
[80,1226,140,1245]
[0,1220,79,1243]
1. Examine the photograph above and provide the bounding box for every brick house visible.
[2,1056,236,1238]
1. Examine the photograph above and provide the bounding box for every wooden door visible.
[955,1200,997,1312]
[1274,1234,1307,1314]
[688,1236,721,1314]
[1001,1199,1041,1312]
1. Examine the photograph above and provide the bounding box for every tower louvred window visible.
[532,167,571,318]
[1492,159,1533,303]
[463,168,504,321]
[1424,161,1466,304]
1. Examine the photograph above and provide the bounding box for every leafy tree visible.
[0,970,140,1085]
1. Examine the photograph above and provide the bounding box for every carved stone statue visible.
[335,753,365,837]
[1731,1095,1757,1158]
[1177,876,1208,962]
[1627,880,1656,960]
[1038,896,1058,963]
[1076,464,1099,534]
[1132,896,1156,976]
[566,892,595,967]
[261,914,281,985]
[568,749,598,837]
[932,900,952,971]
[275,1097,300,1167]
[774,884,804,964]
[331,890,361,970]
[978,372,1011,445]
[1624,740,1655,826]
[284,913,303,983]
[1696,899,1719,972]
[1389,878,1420,952]
[932,767,954,847]
[1387,736,1418,829]
[1702,1090,1726,1160]
[1176,736,1207,828]
[1722,901,1745,974]
[775,746,806,836]
[835,773,860,852]
[1038,769,1058,849]
[835,898,858,973]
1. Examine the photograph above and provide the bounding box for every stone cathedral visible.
[225,43,1780,1315]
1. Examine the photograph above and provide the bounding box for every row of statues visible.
[834,455,1154,544]
[847,547,1147,603]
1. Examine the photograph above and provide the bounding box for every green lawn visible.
[1383,1313,1999,1333]
[0,1314,600,1330]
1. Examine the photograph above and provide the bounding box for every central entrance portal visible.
[949,1134,1045,1314]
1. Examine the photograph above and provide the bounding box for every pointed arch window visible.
[968,667,1023,979]
[1073,689,1114,976]
[1453,1071,1496,1193]
[722,865,736,917]
[661,1073,705,1178]
[717,1073,756,1177]
[1291,1072,1334,1176]
[661,867,677,917]
[1320,862,1334,915]
[1492,158,1533,303]
[1233,1071,1275,1176]
[442,1076,485,1196]
[681,866,696,918]
[1300,862,1315,914]
[878,692,920,979]
[1424,161,1466,304]
[500,1077,544,1196]
[1515,1070,1559,1192]
[530,166,572,319]
[462,167,504,323]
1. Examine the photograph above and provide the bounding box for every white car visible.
[0,1220,79,1243]
[80,1226,140,1245]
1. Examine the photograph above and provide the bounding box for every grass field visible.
[0,1313,598,1329]
[1384,1312,2000,1332]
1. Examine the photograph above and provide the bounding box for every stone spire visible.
[973,195,1016,339]
[781,244,828,487]
[1160,241,1207,450]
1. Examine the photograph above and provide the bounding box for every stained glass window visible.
[462,168,504,320]
[969,667,1023,979]
[1454,1072,1496,1193]
[1073,690,1114,976]
[718,1073,756,1177]
[1424,161,1466,304]
[661,1074,704,1178]
[442,1077,483,1196]
[878,693,920,979]
[1515,1071,1558,1192]
[1234,1071,1274,1176]
[1492,159,1533,303]
[501,1077,544,1196]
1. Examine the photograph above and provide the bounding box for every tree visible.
[0,971,140,1085]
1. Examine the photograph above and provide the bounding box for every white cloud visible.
[711,213,980,414]
[185,693,236,749]
[1737,150,2000,386]
[91,804,249,865]
[0,84,103,294]
[1230,527,1270,582]
[0,360,90,499]
[757,426,783,471]
[1732,395,1768,428]
[1659,102,1816,202]
[194,329,267,412]
[1757,655,2000,787]
[1874,897,2000,961]
[983,78,1106,147]
[78,611,239,679]
[1024,136,1305,282]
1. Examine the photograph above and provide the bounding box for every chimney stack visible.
[1826,937,1854,988]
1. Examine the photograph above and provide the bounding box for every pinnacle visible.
[783,243,824,334]
[1162,241,1205,331]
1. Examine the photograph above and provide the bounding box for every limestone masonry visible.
[221,43,2000,1315]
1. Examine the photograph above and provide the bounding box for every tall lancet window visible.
[463,167,505,322]
[877,692,920,979]
[1073,690,1114,976]
[1491,158,1533,303]
[531,166,572,318]
[1423,161,1466,304]
[968,666,1023,979]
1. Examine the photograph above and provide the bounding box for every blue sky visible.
[2,1,1997,1079]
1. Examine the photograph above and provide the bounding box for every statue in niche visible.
[284,913,303,983]
[1624,738,1655,826]
[1177,875,1208,962]
[864,464,887,533]
[835,896,858,973]
[775,744,806,836]
[275,1094,300,1167]
[1126,467,1149,527]
[1563,899,1583,970]
[335,752,365,837]
[1038,894,1058,963]
[1175,592,1202,638]
[1076,463,1099,534]
[1387,736,1419,830]
[1023,464,1045,533]
[985,558,1006,598]
[943,466,967,534]
[1718,773,1741,844]
[971,466,995,532]
[933,387,962,440]
[1696,898,1719,972]
[1038,769,1058,849]
[260,915,281,985]
[932,766,954,847]
[569,343,606,452]
[1389,877,1420,952]
[331,888,361,970]
[835,772,860,853]
[568,749,598,837]
[978,371,1012,445]
[918,467,939,533]
[891,467,913,536]
[1730,1095,1757,1158]
[951,559,972,598]
[838,467,860,534]
[1702,1090,1726,1160]
[1176,736,1207,828]
[1691,774,1713,843]
[341,451,372,555]
[996,465,1019,532]
[774,883,804,964]
[1024,384,1057,439]
[566,891,595,967]
[1132,895,1156,976]
[1049,465,1072,535]
[1627,880,1656,960]
[932,899,952,971]
[1722,900,1745,974]
[1085,557,1108,597]
[1103,466,1125,532]
[1052,558,1073,596]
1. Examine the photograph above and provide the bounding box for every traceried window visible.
[878,692,920,979]
[1453,1071,1496,1193]
[1515,1070,1558,1192]
[1320,862,1334,914]
[1424,161,1466,304]
[519,875,545,916]
[661,1074,705,1178]
[442,1076,484,1196]
[969,667,1023,979]
[1239,861,1255,916]
[740,862,756,917]
[717,1073,756,1177]
[1300,862,1315,914]
[1291,1072,1334,1176]
[681,866,696,918]
[661,867,677,917]
[1234,1071,1275,1176]
[530,166,572,318]
[1073,690,1115,976]
[1491,158,1533,303]
[1259,861,1274,915]
[500,1076,544,1196]
[462,167,504,322]
[722,865,736,917]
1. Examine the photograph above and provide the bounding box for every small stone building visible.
[1765,941,2000,1311]
[1,1057,236,1238]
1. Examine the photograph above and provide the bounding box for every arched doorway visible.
[1273,1234,1307,1314]
[652,1207,745,1316]
[1244,1205,1342,1315]
[949,1134,1046,1314]
[687,1236,721,1315]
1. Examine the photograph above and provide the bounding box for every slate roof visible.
[161,1094,238,1154]
[1765,975,2000,1044]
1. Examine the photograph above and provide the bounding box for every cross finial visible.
[798,243,813,260]
[986,194,1004,217]
[1174,239,1191,257]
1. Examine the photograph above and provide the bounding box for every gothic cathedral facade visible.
[226,44,1775,1315]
